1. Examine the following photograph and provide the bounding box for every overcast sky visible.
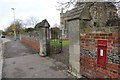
[0,0,68,30]
[0,0,119,31]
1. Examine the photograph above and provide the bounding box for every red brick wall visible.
[80,32,120,78]
[21,37,40,53]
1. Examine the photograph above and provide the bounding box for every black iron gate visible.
[50,27,62,54]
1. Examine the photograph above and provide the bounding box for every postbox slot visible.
[97,40,107,47]
[98,44,107,47]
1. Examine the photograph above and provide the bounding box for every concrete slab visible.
[2,54,68,78]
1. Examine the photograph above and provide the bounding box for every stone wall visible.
[80,31,120,78]
[89,2,118,27]
[64,2,120,78]
[21,35,40,53]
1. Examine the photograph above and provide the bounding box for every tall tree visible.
[5,19,24,35]
[25,27,35,32]
[27,16,39,27]
[12,19,24,34]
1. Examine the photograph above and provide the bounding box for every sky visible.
[0,0,120,31]
[0,0,67,31]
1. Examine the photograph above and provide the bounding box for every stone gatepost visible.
[35,19,50,57]
[66,4,91,77]
[68,19,81,77]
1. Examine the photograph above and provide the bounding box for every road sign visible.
[12,25,16,31]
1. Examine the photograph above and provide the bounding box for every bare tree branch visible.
[56,0,77,11]
[27,16,39,27]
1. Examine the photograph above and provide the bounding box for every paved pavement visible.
[2,39,72,78]
[3,40,35,58]
[0,38,11,80]
[3,54,68,78]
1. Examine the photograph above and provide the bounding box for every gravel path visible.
[49,46,69,68]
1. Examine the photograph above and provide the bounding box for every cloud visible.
[0,0,60,30]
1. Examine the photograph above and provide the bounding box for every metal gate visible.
[50,27,62,54]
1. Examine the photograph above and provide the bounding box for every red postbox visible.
[97,40,107,67]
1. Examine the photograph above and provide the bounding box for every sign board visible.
[12,25,16,31]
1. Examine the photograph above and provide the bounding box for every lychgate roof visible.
[64,2,117,21]
[35,19,50,29]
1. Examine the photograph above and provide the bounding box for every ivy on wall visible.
[80,20,87,29]
[80,20,93,33]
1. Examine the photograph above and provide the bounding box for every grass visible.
[62,40,69,47]
[50,39,69,47]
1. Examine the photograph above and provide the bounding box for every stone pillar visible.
[39,29,46,56]
[68,19,81,77]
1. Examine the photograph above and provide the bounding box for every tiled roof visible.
[63,2,117,20]
[64,3,86,20]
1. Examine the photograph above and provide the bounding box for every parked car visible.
[1,34,5,38]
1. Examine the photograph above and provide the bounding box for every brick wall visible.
[21,36,40,53]
[80,32,120,78]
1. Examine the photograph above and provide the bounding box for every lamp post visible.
[11,8,16,41]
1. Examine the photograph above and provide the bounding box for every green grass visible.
[50,39,69,47]
[62,40,69,47]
